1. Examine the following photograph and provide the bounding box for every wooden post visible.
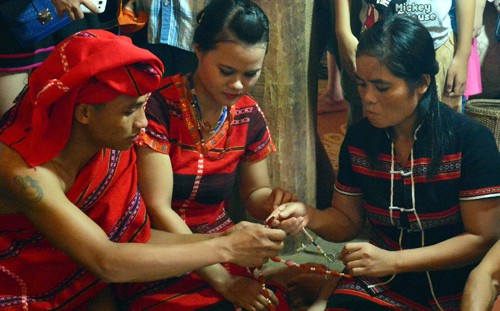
[252,0,317,207]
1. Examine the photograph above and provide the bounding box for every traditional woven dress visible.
[0,148,150,310]
[326,104,500,311]
[119,74,289,310]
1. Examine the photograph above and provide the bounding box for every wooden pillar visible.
[252,0,317,206]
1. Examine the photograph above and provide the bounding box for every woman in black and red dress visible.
[268,14,500,311]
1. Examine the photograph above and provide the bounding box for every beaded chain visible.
[255,265,276,311]
[268,257,352,279]
[267,225,352,279]
[298,227,338,263]
[254,219,352,310]
[0,265,28,310]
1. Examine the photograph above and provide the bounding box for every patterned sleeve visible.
[334,128,363,196]
[241,102,276,162]
[459,121,500,200]
[138,91,172,154]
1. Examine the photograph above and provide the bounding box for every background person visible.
[131,0,208,77]
[0,0,102,117]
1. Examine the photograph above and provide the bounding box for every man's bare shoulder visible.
[0,143,61,214]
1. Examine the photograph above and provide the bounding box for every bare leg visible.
[0,71,28,116]
[318,51,349,114]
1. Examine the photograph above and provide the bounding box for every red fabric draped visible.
[0,148,151,310]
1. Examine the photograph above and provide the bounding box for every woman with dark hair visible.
[267,14,500,310]
[120,0,296,310]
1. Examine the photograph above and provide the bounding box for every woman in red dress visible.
[123,0,302,310]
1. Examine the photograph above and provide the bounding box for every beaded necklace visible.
[190,90,233,161]
[172,75,233,161]
[191,92,228,134]
[195,108,233,161]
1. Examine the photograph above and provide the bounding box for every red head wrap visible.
[0,30,164,167]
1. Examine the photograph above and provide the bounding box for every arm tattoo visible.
[14,175,44,204]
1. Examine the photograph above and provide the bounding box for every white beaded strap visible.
[0,265,28,310]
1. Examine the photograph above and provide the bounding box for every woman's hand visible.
[265,202,311,236]
[214,275,279,311]
[266,187,298,209]
[444,54,469,98]
[340,242,398,277]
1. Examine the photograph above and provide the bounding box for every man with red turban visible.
[0,29,286,310]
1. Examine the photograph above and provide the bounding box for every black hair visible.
[356,14,451,178]
[193,0,269,52]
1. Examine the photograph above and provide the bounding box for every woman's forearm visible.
[393,233,495,274]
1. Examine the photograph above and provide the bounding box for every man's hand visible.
[222,221,285,267]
